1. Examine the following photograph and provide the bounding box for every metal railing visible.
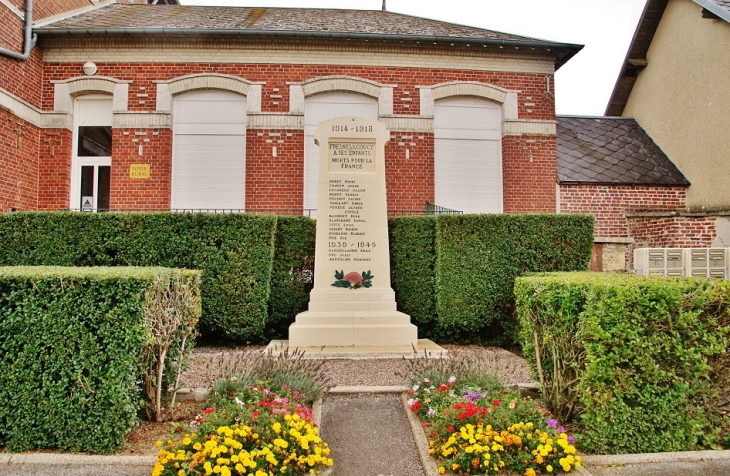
[424,201,463,215]
[59,204,463,216]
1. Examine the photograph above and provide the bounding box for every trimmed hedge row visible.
[0,212,276,342]
[516,272,730,454]
[0,212,592,345]
[0,266,201,453]
[389,214,593,344]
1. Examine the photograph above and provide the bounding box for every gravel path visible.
[179,344,535,389]
[321,394,425,476]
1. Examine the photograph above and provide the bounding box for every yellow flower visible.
[525,469,536,476]
[182,437,192,445]
[155,441,163,447]
[546,465,553,472]
[438,467,446,475]
[178,471,185,476]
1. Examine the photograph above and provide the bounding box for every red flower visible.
[438,384,449,392]
[422,422,430,428]
[431,430,438,437]
[203,408,213,414]
[411,401,421,412]
[407,391,413,396]
[252,411,260,420]
[492,400,501,407]
[447,426,455,433]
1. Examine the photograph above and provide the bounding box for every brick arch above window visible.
[64,76,125,97]
[156,74,263,113]
[420,81,518,120]
[431,81,509,104]
[291,76,393,116]
[50,76,131,129]
[301,76,384,99]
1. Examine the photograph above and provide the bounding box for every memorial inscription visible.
[287,116,419,350]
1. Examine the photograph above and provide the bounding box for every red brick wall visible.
[43,63,555,119]
[246,129,303,211]
[0,108,38,211]
[559,185,687,237]
[385,132,434,212]
[503,136,557,213]
[111,129,172,210]
[38,128,71,210]
[628,217,717,249]
[36,63,558,212]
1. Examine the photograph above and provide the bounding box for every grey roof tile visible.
[557,116,690,186]
[36,4,536,42]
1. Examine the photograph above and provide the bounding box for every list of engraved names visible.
[327,140,375,263]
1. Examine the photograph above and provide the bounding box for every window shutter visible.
[172,91,246,210]
[304,93,378,214]
[434,97,502,214]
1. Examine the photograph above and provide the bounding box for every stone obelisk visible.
[288,117,419,351]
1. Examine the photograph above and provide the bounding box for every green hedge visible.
[435,214,593,344]
[389,216,438,335]
[0,212,592,345]
[0,266,201,453]
[0,212,276,342]
[516,272,730,454]
[266,216,316,340]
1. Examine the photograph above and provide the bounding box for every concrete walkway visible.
[320,392,424,476]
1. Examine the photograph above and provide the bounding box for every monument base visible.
[264,338,447,359]
[288,309,418,348]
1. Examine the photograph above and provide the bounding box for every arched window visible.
[172,90,247,210]
[303,93,378,214]
[434,97,503,213]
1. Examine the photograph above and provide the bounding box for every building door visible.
[434,97,502,214]
[71,95,113,211]
[172,90,247,210]
[304,93,378,215]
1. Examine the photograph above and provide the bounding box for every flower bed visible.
[402,357,581,475]
[153,350,333,476]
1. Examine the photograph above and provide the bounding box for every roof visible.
[606,0,729,116]
[557,116,689,186]
[695,0,730,21]
[34,4,583,69]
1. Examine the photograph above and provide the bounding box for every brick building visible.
[1,1,581,216]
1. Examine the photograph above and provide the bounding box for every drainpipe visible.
[0,0,36,61]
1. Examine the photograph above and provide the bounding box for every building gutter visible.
[35,27,584,69]
[0,0,35,61]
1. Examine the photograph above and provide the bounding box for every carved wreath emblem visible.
[332,270,373,289]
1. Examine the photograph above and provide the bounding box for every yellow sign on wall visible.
[130,164,150,179]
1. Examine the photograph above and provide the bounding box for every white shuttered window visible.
[434,97,503,214]
[172,91,247,210]
[304,93,378,214]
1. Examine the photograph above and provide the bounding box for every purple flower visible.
[428,407,436,416]
[568,435,575,444]
[547,419,559,428]
[558,426,566,434]
[462,388,469,397]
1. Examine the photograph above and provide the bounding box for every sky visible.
[179,0,647,116]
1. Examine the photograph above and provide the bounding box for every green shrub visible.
[389,216,438,336]
[0,212,276,342]
[266,216,316,340]
[435,214,593,344]
[516,272,730,454]
[0,266,201,453]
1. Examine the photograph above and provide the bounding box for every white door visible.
[172,90,247,210]
[70,95,113,212]
[304,93,378,215]
[434,97,503,214]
